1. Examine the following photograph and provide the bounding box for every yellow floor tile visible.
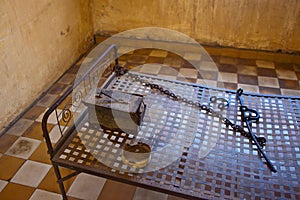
[38,167,76,194]
[0,155,25,181]
[0,182,34,200]
[22,122,48,140]
[98,180,136,200]
[29,142,51,164]
[238,50,257,59]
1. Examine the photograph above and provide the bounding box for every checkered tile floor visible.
[120,48,300,96]
[0,46,299,200]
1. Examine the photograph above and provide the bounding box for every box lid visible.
[84,89,143,113]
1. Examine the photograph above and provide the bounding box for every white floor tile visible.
[6,137,41,159]
[36,109,62,124]
[157,74,177,80]
[178,68,198,79]
[140,63,162,75]
[258,76,279,88]
[49,125,66,143]
[197,79,217,87]
[237,84,259,93]
[183,52,202,61]
[218,72,237,83]
[29,189,62,200]
[276,69,298,80]
[11,160,51,187]
[280,89,300,96]
[133,187,168,200]
[0,180,8,192]
[118,46,135,55]
[67,173,106,200]
[199,61,218,71]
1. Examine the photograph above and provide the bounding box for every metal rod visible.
[236,89,277,172]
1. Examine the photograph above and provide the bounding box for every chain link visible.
[126,73,253,140]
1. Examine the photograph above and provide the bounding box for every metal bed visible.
[42,45,300,200]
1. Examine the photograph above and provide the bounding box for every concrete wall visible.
[0,0,93,131]
[93,0,300,53]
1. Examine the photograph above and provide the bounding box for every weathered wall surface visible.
[0,0,93,131]
[93,0,300,52]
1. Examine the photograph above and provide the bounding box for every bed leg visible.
[53,164,68,200]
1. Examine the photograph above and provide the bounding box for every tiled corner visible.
[67,173,106,200]
[29,189,62,200]
[133,187,168,200]
[11,160,51,188]
[6,137,41,159]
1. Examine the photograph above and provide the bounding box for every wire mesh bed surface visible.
[51,72,299,200]
[42,45,300,200]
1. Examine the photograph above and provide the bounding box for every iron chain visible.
[126,73,252,139]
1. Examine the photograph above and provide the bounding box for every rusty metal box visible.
[83,89,146,135]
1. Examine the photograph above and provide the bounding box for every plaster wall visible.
[0,0,93,131]
[93,0,300,52]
